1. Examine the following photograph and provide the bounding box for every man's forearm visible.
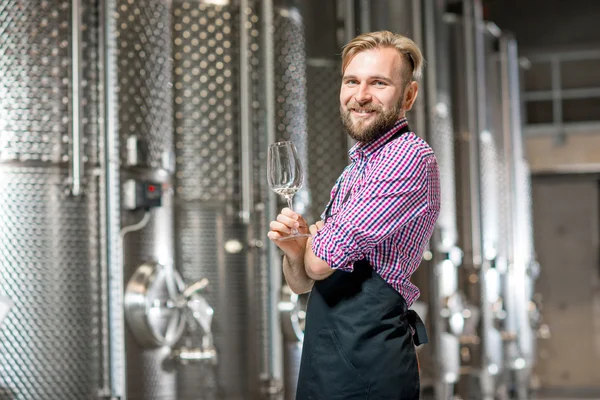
[304,240,335,281]
[283,255,314,294]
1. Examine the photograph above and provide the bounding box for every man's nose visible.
[354,82,372,104]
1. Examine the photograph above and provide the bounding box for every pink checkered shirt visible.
[311,118,441,306]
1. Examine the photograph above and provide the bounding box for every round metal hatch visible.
[124,262,187,347]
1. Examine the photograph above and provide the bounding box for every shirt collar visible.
[348,118,409,161]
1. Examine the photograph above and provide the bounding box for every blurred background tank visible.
[0,0,98,398]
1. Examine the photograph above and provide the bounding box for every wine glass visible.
[267,141,311,241]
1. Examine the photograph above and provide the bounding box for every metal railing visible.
[522,49,600,138]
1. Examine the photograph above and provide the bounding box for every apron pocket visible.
[309,329,370,400]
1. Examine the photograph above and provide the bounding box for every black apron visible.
[296,125,428,400]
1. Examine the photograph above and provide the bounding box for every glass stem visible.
[286,195,299,235]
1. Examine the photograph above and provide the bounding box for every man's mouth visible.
[351,109,376,117]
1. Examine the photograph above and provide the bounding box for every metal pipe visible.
[423,1,460,398]
[97,0,110,394]
[474,6,496,397]
[523,87,600,101]
[551,57,563,136]
[344,0,356,153]
[343,0,355,46]
[423,0,444,394]
[239,0,253,225]
[527,49,600,62]
[70,0,83,196]
[463,0,483,277]
[359,0,370,33]
[411,0,426,139]
[503,35,535,400]
[463,0,493,397]
[499,35,518,342]
[504,34,528,286]
[306,58,338,68]
[262,0,284,395]
[102,0,126,396]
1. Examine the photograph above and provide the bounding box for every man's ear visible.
[402,81,419,112]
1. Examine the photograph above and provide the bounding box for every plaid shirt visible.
[311,118,440,306]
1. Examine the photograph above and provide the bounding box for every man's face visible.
[339,47,415,143]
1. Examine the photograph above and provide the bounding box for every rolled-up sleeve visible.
[311,148,432,271]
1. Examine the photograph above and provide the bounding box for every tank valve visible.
[172,281,218,365]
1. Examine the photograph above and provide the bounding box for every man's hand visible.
[308,220,324,236]
[268,208,313,294]
[267,207,309,260]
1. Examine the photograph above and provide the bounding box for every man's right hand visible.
[268,208,314,294]
[267,208,310,260]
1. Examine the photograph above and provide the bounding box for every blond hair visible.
[341,31,424,82]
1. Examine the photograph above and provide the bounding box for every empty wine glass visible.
[267,141,311,241]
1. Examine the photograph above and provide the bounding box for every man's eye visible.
[374,81,386,86]
[346,80,358,85]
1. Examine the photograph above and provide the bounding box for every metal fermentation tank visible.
[0,0,278,398]
[418,1,464,398]
[0,0,98,398]
[114,0,312,398]
[171,1,309,398]
[448,2,504,397]
[447,1,539,398]
[111,0,181,399]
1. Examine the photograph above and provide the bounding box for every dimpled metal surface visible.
[171,2,250,398]
[306,62,347,220]
[114,0,177,398]
[172,0,239,203]
[0,0,97,164]
[0,1,97,398]
[0,167,93,399]
[116,0,173,169]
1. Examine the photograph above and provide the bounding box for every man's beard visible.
[340,101,403,143]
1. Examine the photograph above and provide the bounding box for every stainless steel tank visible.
[303,0,347,223]
[171,1,249,398]
[417,1,465,399]
[109,0,179,398]
[448,1,498,398]
[0,1,98,398]
[272,5,311,399]
[171,0,310,398]
[0,168,95,400]
[273,6,310,216]
[448,1,537,398]
[305,59,347,220]
[479,21,511,396]
[498,34,540,399]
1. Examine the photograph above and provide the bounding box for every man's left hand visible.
[308,220,324,237]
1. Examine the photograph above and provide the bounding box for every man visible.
[268,31,440,400]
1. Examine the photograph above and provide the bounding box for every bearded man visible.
[268,30,440,400]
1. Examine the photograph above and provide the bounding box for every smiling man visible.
[268,31,440,400]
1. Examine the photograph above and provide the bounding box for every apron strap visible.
[404,310,428,346]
